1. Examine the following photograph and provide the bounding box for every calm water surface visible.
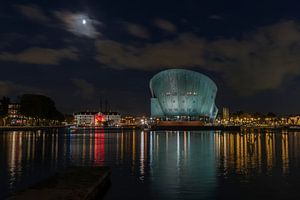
[1,129,300,199]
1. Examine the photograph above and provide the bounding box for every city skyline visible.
[2,0,300,115]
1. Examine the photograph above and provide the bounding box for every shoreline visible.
[1,125,300,132]
[0,126,66,131]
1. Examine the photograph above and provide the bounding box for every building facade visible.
[74,111,121,126]
[74,112,98,126]
[150,69,218,120]
[8,103,24,125]
[8,103,21,118]
[102,112,121,126]
[222,107,230,120]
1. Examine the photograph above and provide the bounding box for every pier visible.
[8,167,111,200]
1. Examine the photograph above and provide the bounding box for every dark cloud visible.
[124,22,150,39]
[207,20,300,94]
[0,81,42,96]
[70,78,96,99]
[14,4,50,23]
[0,33,25,49]
[95,20,300,95]
[208,15,224,20]
[95,33,206,69]
[0,47,79,65]
[154,19,177,32]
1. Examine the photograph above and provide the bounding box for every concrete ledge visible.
[0,126,65,131]
[152,125,241,131]
[8,167,111,200]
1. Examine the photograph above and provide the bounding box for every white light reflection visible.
[140,131,145,180]
[150,131,153,167]
[177,131,180,167]
[9,132,16,188]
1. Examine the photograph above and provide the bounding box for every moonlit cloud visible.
[53,11,101,38]
[154,19,177,32]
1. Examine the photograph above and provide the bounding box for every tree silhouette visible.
[20,94,64,121]
[0,96,10,117]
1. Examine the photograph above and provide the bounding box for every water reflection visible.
[213,131,299,177]
[1,130,300,199]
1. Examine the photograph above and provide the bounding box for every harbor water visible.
[1,129,300,199]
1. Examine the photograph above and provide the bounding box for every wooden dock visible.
[8,167,111,200]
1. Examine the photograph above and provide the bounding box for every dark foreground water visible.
[1,129,300,200]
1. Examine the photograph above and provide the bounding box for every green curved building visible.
[150,69,218,120]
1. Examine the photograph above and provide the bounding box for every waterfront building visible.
[222,107,229,120]
[120,116,137,126]
[150,69,218,121]
[74,111,120,126]
[8,103,25,125]
[74,112,96,126]
[288,116,300,125]
[102,111,121,126]
[74,112,105,126]
[8,103,21,118]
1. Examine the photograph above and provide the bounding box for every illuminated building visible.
[74,112,105,126]
[74,111,121,126]
[150,69,218,120]
[8,103,21,118]
[288,116,300,125]
[102,111,121,126]
[222,107,229,120]
[8,103,25,125]
[120,116,137,126]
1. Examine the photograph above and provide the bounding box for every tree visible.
[20,94,64,121]
[267,112,276,118]
[0,96,10,117]
[64,114,74,124]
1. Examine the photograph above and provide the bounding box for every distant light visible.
[82,19,87,25]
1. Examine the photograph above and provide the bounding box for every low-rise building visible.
[8,103,25,126]
[102,111,121,126]
[8,103,21,118]
[74,111,120,127]
[74,112,98,126]
[288,116,300,125]
[120,116,137,126]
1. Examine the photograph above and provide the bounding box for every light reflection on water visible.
[1,129,300,199]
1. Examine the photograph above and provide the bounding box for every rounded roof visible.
[150,69,217,96]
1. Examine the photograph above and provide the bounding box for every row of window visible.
[166,108,198,112]
[162,100,197,104]
[161,92,199,96]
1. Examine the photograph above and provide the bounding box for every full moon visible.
[82,19,86,24]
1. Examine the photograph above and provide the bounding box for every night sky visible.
[1,0,300,116]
